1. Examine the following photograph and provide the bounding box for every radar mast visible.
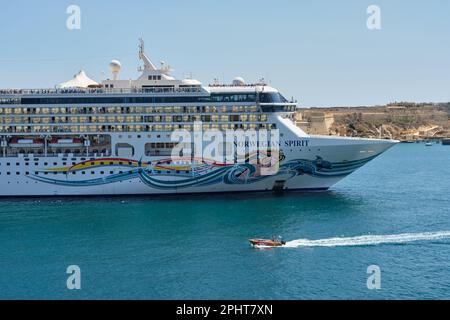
[138,38,157,72]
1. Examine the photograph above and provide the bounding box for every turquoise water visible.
[1,143,450,299]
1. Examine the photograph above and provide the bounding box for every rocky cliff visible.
[296,103,450,141]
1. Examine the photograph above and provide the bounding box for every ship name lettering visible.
[285,140,309,147]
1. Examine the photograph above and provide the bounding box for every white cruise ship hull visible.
[0,136,396,197]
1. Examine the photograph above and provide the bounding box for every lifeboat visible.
[9,138,44,148]
[249,237,286,248]
[49,138,83,148]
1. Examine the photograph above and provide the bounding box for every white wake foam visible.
[284,231,450,248]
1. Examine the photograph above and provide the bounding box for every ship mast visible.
[138,38,157,71]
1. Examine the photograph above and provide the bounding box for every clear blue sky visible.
[0,0,449,106]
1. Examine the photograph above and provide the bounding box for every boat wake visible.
[283,231,450,248]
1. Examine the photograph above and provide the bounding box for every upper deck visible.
[0,85,296,107]
[0,40,297,108]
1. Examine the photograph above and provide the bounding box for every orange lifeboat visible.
[49,138,83,148]
[9,138,44,148]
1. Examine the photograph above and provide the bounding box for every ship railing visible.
[0,87,205,96]
[208,83,266,88]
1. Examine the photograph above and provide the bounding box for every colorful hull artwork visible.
[28,154,378,190]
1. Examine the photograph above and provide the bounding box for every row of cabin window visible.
[0,114,267,124]
[0,105,259,115]
[2,157,101,162]
[0,123,276,134]
[1,92,288,105]
[1,161,134,166]
[18,93,259,105]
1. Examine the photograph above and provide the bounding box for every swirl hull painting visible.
[0,136,396,196]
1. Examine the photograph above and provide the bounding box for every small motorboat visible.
[425,142,433,147]
[249,236,286,247]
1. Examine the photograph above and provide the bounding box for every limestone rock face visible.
[296,103,450,141]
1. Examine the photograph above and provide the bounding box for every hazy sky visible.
[0,0,449,106]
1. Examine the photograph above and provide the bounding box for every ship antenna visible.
[138,38,157,71]
[139,38,144,56]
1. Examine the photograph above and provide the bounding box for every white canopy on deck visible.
[57,70,99,89]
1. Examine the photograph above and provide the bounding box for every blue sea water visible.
[0,143,449,299]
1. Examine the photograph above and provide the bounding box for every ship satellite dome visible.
[232,77,245,86]
[109,60,122,73]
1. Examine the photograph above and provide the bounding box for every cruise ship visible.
[0,40,397,196]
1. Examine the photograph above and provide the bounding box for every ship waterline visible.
[0,41,397,196]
